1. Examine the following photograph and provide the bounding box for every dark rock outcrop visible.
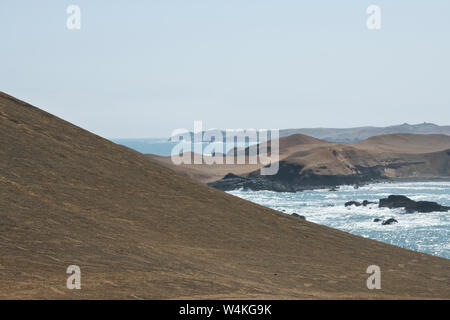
[345,201,362,207]
[345,200,377,207]
[379,195,415,209]
[373,218,382,222]
[362,200,377,206]
[209,159,388,192]
[207,173,296,192]
[291,213,306,220]
[379,195,450,213]
[382,218,398,225]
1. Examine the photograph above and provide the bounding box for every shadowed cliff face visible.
[208,145,450,192]
[1,91,449,299]
[208,161,385,192]
[151,132,450,192]
[257,160,386,190]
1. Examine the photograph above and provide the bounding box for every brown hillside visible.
[244,144,450,189]
[353,133,450,154]
[147,134,331,183]
[147,153,262,183]
[277,133,330,153]
[150,133,450,184]
[0,91,449,299]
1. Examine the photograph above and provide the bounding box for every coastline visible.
[1,91,449,299]
[209,176,450,193]
[227,180,450,259]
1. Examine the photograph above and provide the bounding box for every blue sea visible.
[111,138,177,155]
[111,138,255,156]
[228,182,450,259]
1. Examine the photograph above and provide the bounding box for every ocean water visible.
[111,138,177,155]
[228,182,450,259]
[111,138,257,156]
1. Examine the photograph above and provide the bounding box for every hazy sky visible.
[0,1,449,138]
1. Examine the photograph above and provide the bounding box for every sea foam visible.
[229,182,450,259]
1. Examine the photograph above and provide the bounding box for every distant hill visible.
[353,133,450,153]
[1,91,449,299]
[151,132,450,191]
[231,140,450,192]
[147,133,329,183]
[280,123,450,142]
[132,123,450,157]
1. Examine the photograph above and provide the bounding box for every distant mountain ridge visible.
[120,123,450,156]
[163,123,450,146]
[279,123,450,142]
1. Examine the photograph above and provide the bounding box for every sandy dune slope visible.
[147,133,450,186]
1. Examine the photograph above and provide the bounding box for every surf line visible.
[178,304,214,317]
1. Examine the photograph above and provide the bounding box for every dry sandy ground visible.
[0,91,449,299]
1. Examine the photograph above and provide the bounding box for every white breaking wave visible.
[228,182,450,259]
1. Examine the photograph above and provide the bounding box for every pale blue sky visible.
[0,1,449,138]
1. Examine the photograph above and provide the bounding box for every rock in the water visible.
[379,195,450,213]
[379,195,415,209]
[291,213,306,220]
[413,201,450,213]
[345,201,362,207]
[344,199,378,207]
[373,218,382,222]
[362,200,377,206]
[382,218,398,225]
